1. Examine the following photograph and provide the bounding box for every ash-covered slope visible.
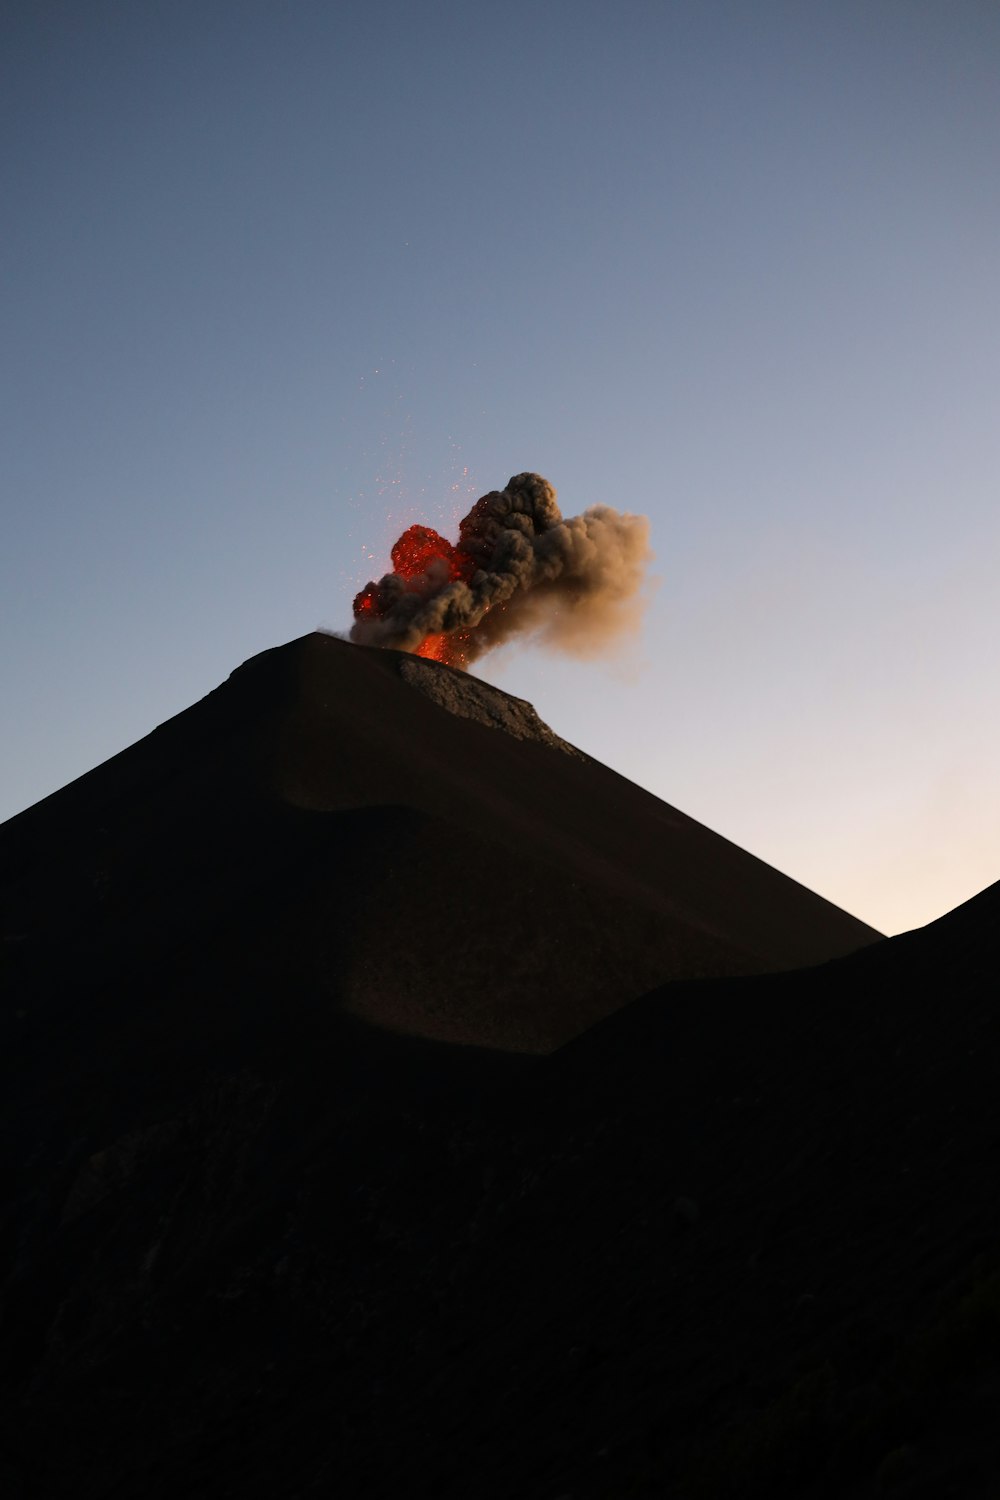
[1,634,996,1497]
[0,631,879,1055]
[1,802,997,1498]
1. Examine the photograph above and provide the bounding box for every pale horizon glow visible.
[2,2,999,937]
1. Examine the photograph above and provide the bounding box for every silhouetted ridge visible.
[3,634,998,1498]
[1,631,880,1055]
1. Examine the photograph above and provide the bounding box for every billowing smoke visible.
[351,473,651,668]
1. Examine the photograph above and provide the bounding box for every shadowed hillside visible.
[6,638,997,1498]
[0,632,879,1053]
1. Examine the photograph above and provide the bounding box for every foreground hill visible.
[2,872,997,1497]
[9,637,997,1498]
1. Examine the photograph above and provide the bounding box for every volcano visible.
[3,634,998,1498]
[1,632,879,1054]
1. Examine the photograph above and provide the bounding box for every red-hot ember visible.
[414,629,474,666]
[391,525,474,585]
[414,633,449,662]
[353,520,479,663]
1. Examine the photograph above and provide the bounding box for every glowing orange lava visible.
[413,629,475,667]
[354,520,477,666]
[415,633,449,662]
[391,525,474,585]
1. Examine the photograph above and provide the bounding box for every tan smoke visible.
[351,473,652,668]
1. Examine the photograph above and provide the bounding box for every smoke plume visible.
[351,473,651,668]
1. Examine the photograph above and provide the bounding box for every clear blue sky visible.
[3,0,998,935]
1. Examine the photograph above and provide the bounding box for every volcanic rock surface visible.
[0,631,879,1055]
[396,652,583,757]
[3,634,997,1498]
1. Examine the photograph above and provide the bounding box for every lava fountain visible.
[350,473,651,669]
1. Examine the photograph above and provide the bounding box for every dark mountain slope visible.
[1,637,996,1497]
[1,865,997,1499]
[0,631,879,1055]
[27,636,1000,1500]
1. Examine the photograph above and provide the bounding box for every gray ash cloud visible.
[351,473,652,668]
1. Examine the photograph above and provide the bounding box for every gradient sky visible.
[3,1,998,936]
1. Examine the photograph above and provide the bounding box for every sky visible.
[3,0,998,936]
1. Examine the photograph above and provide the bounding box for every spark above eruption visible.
[351,473,651,669]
